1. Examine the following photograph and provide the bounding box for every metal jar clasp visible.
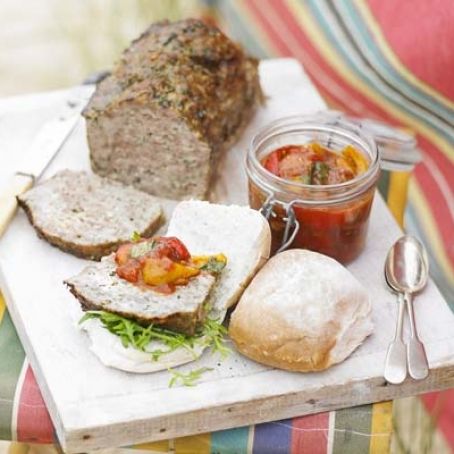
[260,195,300,253]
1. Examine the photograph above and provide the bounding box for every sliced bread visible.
[17,170,163,260]
[166,201,272,319]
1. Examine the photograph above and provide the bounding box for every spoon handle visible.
[404,292,429,380]
[384,293,407,384]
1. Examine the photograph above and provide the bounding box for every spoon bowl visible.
[385,235,428,294]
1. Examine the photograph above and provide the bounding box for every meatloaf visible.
[83,18,263,200]
[17,170,162,260]
[65,255,217,335]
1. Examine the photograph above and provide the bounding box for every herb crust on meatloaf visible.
[83,18,263,200]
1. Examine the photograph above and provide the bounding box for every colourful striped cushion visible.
[207,0,454,307]
[1,3,452,452]
[204,1,454,452]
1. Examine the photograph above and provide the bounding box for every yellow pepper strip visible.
[310,142,325,156]
[341,145,369,175]
[142,254,227,286]
[191,254,227,268]
[142,260,199,286]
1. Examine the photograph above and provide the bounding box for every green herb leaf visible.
[130,240,156,259]
[310,162,330,185]
[131,231,142,242]
[79,311,231,363]
[78,312,97,325]
[199,257,227,274]
[167,367,213,387]
[163,32,177,46]
[79,311,192,360]
[199,318,231,358]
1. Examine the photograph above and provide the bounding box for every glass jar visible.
[246,114,381,263]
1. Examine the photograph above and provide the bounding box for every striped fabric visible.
[1,1,452,452]
[209,0,454,307]
[0,294,54,444]
[205,0,454,452]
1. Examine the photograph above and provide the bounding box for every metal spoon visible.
[385,235,430,381]
[384,264,407,384]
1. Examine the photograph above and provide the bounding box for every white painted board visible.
[1,59,454,452]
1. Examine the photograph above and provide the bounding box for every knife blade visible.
[17,84,95,179]
[0,83,96,237]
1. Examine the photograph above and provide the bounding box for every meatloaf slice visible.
[17,170,162,260]
[65,256,216,335]
[83,18,263,200]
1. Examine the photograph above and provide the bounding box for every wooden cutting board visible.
[1,59,454,453]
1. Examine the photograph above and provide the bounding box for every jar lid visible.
[315,110,423,171]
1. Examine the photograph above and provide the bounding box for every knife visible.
[0,72,108,237]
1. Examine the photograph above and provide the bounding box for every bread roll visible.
[229,250,373,372]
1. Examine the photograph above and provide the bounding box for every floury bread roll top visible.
[229,250,373,372]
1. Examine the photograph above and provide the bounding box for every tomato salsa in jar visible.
[246,114,380,263]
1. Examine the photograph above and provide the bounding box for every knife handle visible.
[0,173,34,238]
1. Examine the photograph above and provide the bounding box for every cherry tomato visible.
[155,237,191,261]
[263,151,280,175]
[114,236,195,291]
